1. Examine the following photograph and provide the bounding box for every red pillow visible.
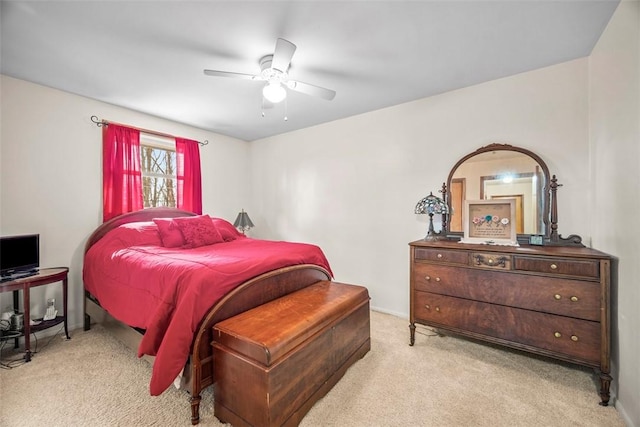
[211,217,245,242]
[153,218,185,248]
[173,214,224,248]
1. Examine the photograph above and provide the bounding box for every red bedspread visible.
[83,222,331,395]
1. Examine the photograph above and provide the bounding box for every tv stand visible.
[0,267,69,361]
[1,270,38,283]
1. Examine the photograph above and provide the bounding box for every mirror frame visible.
[444,143,584,247]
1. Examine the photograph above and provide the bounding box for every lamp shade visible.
[233,209,254,234]
[263,82,286,103]
[415,192,448,242]
[415,192,449,215]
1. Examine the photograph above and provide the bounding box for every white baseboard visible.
[370,305,408,320]
[615,399,637,427]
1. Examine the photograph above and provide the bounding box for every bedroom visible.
[0,1,638,426]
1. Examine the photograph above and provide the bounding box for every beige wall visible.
[589,1,640,425]
[251,58,590,318]
[0,75,250,328]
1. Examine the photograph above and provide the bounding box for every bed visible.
[82,208,332,424]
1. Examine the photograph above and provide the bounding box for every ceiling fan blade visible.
[287,80,336,101]
[271,38,296,72]
[204,69,260,80]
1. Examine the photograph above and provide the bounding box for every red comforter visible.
[83,221,331,395]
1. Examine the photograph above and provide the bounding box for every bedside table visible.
[0,267,70,361]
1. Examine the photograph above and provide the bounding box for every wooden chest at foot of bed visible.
[212,281,371,427]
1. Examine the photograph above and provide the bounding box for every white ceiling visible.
[0,1,619,141]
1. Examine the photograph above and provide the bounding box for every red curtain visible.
[175,138,202,214]
[103,125,142,222]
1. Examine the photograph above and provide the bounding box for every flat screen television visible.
[0,234,40,278]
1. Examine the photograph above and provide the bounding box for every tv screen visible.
[0,234,40,277]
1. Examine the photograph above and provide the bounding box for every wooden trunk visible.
[212,281,371,427]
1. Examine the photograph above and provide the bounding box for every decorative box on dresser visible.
[409,239,612,405]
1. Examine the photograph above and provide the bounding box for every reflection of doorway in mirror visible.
[489,194,524,233]
[481,172,535,234]
[450,178,465,232]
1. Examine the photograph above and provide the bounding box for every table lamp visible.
[415,192,449,241]
[233,209,254,235]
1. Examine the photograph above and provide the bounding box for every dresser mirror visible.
[444,143,583,246]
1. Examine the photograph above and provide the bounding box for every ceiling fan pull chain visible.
[284,97,288,121]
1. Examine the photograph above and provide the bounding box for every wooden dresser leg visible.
[190,394,201,425]
[409,323,416,346]
[595,369,612,406]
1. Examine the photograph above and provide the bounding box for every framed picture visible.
[461,199,518,246]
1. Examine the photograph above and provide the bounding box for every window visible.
[140,134,176,208]
[102,123,202,222]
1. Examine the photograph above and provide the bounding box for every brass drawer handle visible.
[550,263,558,270]
[554,294,580,302]
[425,304,431,310]
[425,275,431,281]
[435,277,441,282]
[437,253,443,259]
[435,307,440,312]
[554,332,562,338]
[571,335,579,342]
[474,254,508,268]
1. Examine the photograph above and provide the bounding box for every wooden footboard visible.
[85,264,329,425]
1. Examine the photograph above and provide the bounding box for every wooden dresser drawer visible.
[412,263,601,321]
[413,291,601,364]
[471,252,512,270]
[514,256,599,279]
[414,248,468,265]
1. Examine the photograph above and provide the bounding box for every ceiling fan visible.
[204,38,336,104]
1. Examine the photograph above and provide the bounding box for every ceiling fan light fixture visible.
[204,38,335,105]
[263,82,286,103]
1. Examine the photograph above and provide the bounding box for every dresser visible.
[409,239,611,405]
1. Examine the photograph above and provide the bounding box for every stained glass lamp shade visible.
[415,192,449,241]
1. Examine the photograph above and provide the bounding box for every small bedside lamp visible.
[415,192,449,241]
[233,209,254,235]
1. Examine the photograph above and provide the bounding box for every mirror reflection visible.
[449,150,547,235]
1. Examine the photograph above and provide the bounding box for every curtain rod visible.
[90,115,208,146]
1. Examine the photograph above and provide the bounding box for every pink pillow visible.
[153,218,185,248]
[211,217,245,242]
[112,222,163,247]
[173,214,224,248]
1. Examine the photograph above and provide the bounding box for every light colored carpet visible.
[0,311,624,427]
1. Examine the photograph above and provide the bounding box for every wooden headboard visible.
[84,208,195,253]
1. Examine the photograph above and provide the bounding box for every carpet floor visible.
[0,310,624,426]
